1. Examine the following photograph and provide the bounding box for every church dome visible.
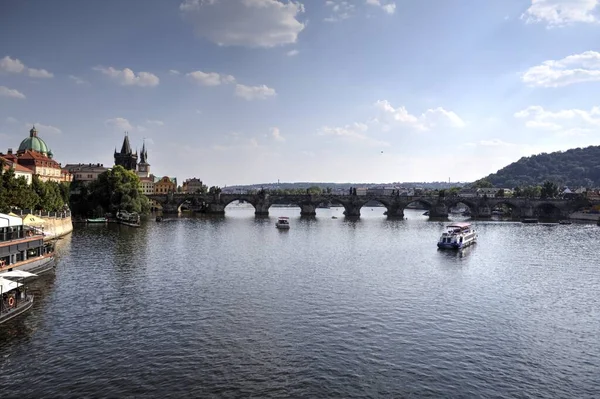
[18,126,51,155]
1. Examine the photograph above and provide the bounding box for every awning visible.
[0,271,37,278]
[0,277,22,293]
[0,213,23,228]
[8,212,19,217]
[22,214,45,226]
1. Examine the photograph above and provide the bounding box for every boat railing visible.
[0,293,33,314]
[0,226,42,243]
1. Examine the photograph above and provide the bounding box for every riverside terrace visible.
[146,192,598,220]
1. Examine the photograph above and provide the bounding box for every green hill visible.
[484,145,600,188]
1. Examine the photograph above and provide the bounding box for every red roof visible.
[0,156,33,174]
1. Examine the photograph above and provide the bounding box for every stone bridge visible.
[147,192,595,220]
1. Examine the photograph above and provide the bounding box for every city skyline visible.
[1,0,600,186]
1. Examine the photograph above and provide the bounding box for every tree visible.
[472,179,494,188]
[540,180,559,199]
[87,165,149,214]
[513,186,522,198]
[496,189,505,198]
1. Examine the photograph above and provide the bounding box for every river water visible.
[1,207,599,398]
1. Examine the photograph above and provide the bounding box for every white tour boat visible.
[275,217,290,229]
[437,222,477,250]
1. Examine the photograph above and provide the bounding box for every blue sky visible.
[1,0,600,185]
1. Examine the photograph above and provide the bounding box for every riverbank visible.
[41,216,73,239]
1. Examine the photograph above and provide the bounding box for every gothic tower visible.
[114,133,138,171]
[137,140,150,178]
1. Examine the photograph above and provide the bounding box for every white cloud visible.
[6,117,18,124]
[69,75,88,85]
[522,51,600,87]
[366,0,396,15]
[93,66,159,87]
[521,0,599,27]
[234,83,277,100]
[515,105,600,133]
[319,122,389,147]
[324,0,355,22]
[0,56,54,78]
[146,120,165,126]
[0,86,26,99]
[186,70,235,86]
[374,100,465,130]
[105,117,134,132]
[25,123,61,135]
[271,127,285,141]
[27,68,53,78]
[287,49,299,56]
[479,139,514,147]
[169,69,181,75]
[180,0,305,48]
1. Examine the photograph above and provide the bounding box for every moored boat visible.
[276,217,290,229]
[0,213,55,275]
[86,217,107,223]
[0,270,36,325]
[437,222,477,250]
[116,210,141,227]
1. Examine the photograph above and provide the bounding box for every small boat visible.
[423,211,430,216]
[116,210,141,227]
[156,216,163,222]
[276,217,290,229]
[0,270,37,325]
[437,222,477,250]
[522,218,539,224]
[332,216,338,219]
[86,217,107,223]
[558,220,572,225]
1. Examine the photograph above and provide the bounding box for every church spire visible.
[120,132,132,154]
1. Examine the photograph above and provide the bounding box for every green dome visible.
[18,126,51,155]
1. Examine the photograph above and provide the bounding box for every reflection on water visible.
[1,209,599,398]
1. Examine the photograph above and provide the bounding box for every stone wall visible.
[41,216,73,239]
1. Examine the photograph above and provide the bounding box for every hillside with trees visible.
[483,145,600,188]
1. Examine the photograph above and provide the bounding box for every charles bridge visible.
[146,192,596,220]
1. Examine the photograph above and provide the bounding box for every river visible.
[1,207,599,398]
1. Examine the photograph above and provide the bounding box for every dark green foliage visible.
[472,179,494,188]
[70,166,149,217]
[540,181,559,199]
[484,146,600,188]
[0,169,67,213]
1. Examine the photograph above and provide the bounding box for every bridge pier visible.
[429,202,448,218]
[205,203,225,215]
[162,203,180,214]
[385,203,405,219]
[476,204,492,219]
[254,200,270,216]
[300,204,317,216]
[343,203,361,218]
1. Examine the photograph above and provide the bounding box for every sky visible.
[1,0,600,186]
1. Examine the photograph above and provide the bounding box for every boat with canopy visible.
[0,270,37,324]
[437,222,477,250]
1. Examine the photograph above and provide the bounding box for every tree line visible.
[0,166,69,213]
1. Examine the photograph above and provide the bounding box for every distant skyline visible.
[1,0,600,186]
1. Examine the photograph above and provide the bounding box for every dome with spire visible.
[17,126,51,156]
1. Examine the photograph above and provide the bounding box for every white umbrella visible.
[0,270,37,278]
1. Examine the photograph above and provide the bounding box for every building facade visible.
[154,176,177,194]
[0,126,71,183]
[182,178,204,193]
[0,156,34,184]
[64,163,109,183]
[114,134,138,171]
